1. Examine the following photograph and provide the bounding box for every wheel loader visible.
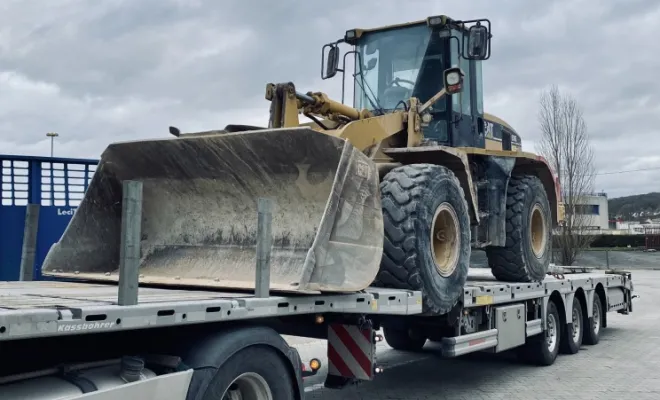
[41,15,564,316]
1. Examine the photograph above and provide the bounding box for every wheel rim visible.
[530,203,547,258]
[431,202,460,277]
[572,305,581,342]
[222,372,273,400]
[593,299,601,335]
[546,312,557,353]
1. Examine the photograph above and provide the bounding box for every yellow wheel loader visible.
[41,16,564,315]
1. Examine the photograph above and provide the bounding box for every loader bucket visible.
[41,127,384,293]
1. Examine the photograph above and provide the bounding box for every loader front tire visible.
[486,174,552,282]
[375,164,471,315]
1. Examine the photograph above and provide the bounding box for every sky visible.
[1,0,658,198]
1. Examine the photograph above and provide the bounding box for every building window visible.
[574,204,600,215]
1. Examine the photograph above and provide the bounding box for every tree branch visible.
[536,85,596,265]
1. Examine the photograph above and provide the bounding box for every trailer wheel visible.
[486,175,551,282]
[583,292,603,345]
[202,345,295,400]
[376,164,471,315]
[560,296,584,354]
[383,325,427,351]
[517,300,561,366]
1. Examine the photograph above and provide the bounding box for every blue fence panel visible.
[1,154,99,281]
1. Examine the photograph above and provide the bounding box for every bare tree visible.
[536,85,596,266]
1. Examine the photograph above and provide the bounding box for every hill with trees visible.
[608,192,660,221]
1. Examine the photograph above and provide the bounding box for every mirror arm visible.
[340,50,361,104]
[419,88,447,113]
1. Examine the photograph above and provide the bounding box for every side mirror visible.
[322,44,340,80]
[443,67,465,95]
[467,23,490,60]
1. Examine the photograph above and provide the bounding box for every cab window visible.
[449,29,471,116]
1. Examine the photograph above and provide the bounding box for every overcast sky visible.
[1,0,658,198]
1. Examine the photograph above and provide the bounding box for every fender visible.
[544,291,567,330]
[179,324,304,400]
[382,146,481,224]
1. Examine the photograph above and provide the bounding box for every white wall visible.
[566,193,610,231]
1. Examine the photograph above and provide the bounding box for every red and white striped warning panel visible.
[327,323,376,380]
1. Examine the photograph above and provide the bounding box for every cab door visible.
[449,30,484,149]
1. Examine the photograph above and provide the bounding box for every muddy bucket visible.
[41,127,384,293]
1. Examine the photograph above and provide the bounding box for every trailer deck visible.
[462,267,632,307]
[0,281,422,341]
[0,267,633,342]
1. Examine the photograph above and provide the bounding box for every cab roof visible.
[345,15,470,45]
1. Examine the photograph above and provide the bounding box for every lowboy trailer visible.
[0,185,635,400]
[0,267,634,399]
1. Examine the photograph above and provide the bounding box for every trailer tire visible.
[583,292,603,345]
[560,296,583,354]
[486,175,551,282]
[518,300,561,366]
[383,325,427,351]
[202,345,295,400]
[376,164,471,315]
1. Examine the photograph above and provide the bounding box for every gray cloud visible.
[1,0,658,198]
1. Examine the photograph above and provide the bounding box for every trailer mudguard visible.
[178,325,304,400]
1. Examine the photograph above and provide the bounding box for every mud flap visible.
[41,127,383,293]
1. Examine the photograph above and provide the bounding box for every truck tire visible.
[560,296,584,354]
[383,325,427,351]
[375,164,471,315]
[486,174,551,282]
[202,345,295,400]
[517,300,561,366]
[583,292,603,345]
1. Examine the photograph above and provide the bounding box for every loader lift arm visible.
[264,65,466,158]
[265,82,373,129]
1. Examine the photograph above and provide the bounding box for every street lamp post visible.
[46,132,59,157]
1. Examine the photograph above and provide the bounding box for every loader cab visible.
[329,16,493,149]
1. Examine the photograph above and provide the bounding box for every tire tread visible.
[374,164,470,314]
[486,174,550,282]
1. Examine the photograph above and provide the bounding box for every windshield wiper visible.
[355,64,385,115]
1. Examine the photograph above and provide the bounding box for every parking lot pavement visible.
[287,269,660,399]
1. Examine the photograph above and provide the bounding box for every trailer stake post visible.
[118,180,143,306]
[19,203,40,281]
[256,197,273,298]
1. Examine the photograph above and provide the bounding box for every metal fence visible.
[1,154,98,281]
[471,249,660,269]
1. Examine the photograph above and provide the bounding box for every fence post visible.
[605,250,610,268]
[19,204,40,281]
[118,180,143,306]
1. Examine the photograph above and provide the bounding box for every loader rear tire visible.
[486,174,551,282]
[375,164,471,315]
